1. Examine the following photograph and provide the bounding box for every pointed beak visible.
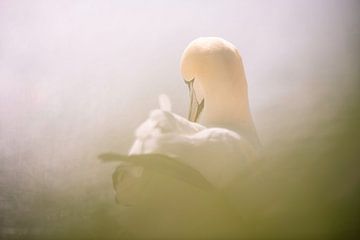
[186,79,204,122]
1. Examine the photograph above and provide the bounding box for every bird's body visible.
[125,37,259,188]
[128,102,257,188]
[101,37,259,196]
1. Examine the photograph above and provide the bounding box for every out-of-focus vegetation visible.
[1,93,359,239]
[226,94,360,239]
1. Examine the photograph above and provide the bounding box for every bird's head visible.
[181,37,249,123]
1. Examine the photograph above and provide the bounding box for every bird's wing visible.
[142,127,257,188]
[135,109,204,137]
[129,109,205,155]
[99,153,214,191]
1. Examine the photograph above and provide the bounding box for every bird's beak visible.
[186,79,204,122]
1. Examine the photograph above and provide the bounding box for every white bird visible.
[101,37,260,191]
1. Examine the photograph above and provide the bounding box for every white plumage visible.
[100,37,260,207]
[128,95,257,188]
[125,37,260,188]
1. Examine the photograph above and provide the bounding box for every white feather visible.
[158,94,172,112]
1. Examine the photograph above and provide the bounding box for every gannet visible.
[181,37,259,146]
[101,37,260,191]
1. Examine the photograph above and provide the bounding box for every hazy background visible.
[0,0,359,239]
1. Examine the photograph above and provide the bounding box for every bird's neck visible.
[200,89,260,146]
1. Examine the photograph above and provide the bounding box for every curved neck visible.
[199,79,260,146]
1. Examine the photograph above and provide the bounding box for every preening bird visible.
[100,37,260,203]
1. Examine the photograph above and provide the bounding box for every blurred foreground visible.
[1,94,359,239]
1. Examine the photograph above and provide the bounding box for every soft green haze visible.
[0,0,359,239]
